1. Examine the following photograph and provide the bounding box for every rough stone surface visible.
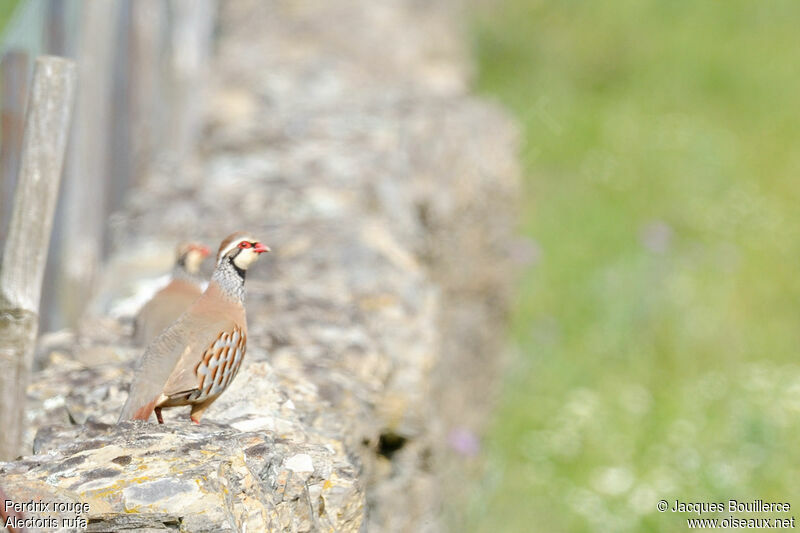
[15,422,362,532]
[0,1,518,531]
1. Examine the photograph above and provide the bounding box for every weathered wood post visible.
[58,0,117,327]
[38,0,70,334]
[165,0,216,169]
[108,1,133,222]
[0,56,77,461]
[120,0,216,188]
[129,0,167,187]
[0,50,29,248]
[44,0,67,56]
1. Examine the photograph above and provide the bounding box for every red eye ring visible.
[239,241,252,249]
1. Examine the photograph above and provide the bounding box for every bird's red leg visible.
[155,407,164,424]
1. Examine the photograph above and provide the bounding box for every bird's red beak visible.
[253,242,270,254]
[196,245,211,257]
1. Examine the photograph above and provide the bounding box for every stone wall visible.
[0,1,518,531]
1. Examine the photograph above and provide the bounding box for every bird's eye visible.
[239,241,252,249]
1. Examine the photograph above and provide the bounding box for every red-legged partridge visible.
[119,232,270,424]
[133,242,211,346]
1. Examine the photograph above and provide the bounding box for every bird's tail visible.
[117,397,155,423]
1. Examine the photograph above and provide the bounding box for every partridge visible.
[133,242,211,346]
[119,232,270,424]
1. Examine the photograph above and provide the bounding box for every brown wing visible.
[162,325,247,403]
[161,324,243,398]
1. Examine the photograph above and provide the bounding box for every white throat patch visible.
[232,248,261,270]
[184,251,206,274]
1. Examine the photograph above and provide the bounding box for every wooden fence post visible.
[44,0,67,56]
[38,0,70,333]
[0,50,29,249]
[107,1,134,239]
[0,56,77,461]
[165,0,216,170]
[58,0,117,327]
[129,0,167,187]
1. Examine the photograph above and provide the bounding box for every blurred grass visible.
[471,1,800,531]
[0,0,19,35]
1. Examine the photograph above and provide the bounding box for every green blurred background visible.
[470,1,800,531]
[0,2,18,32]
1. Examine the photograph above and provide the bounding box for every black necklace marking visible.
[229,256,246,280]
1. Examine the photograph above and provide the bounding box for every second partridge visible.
[133,242,211,346]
